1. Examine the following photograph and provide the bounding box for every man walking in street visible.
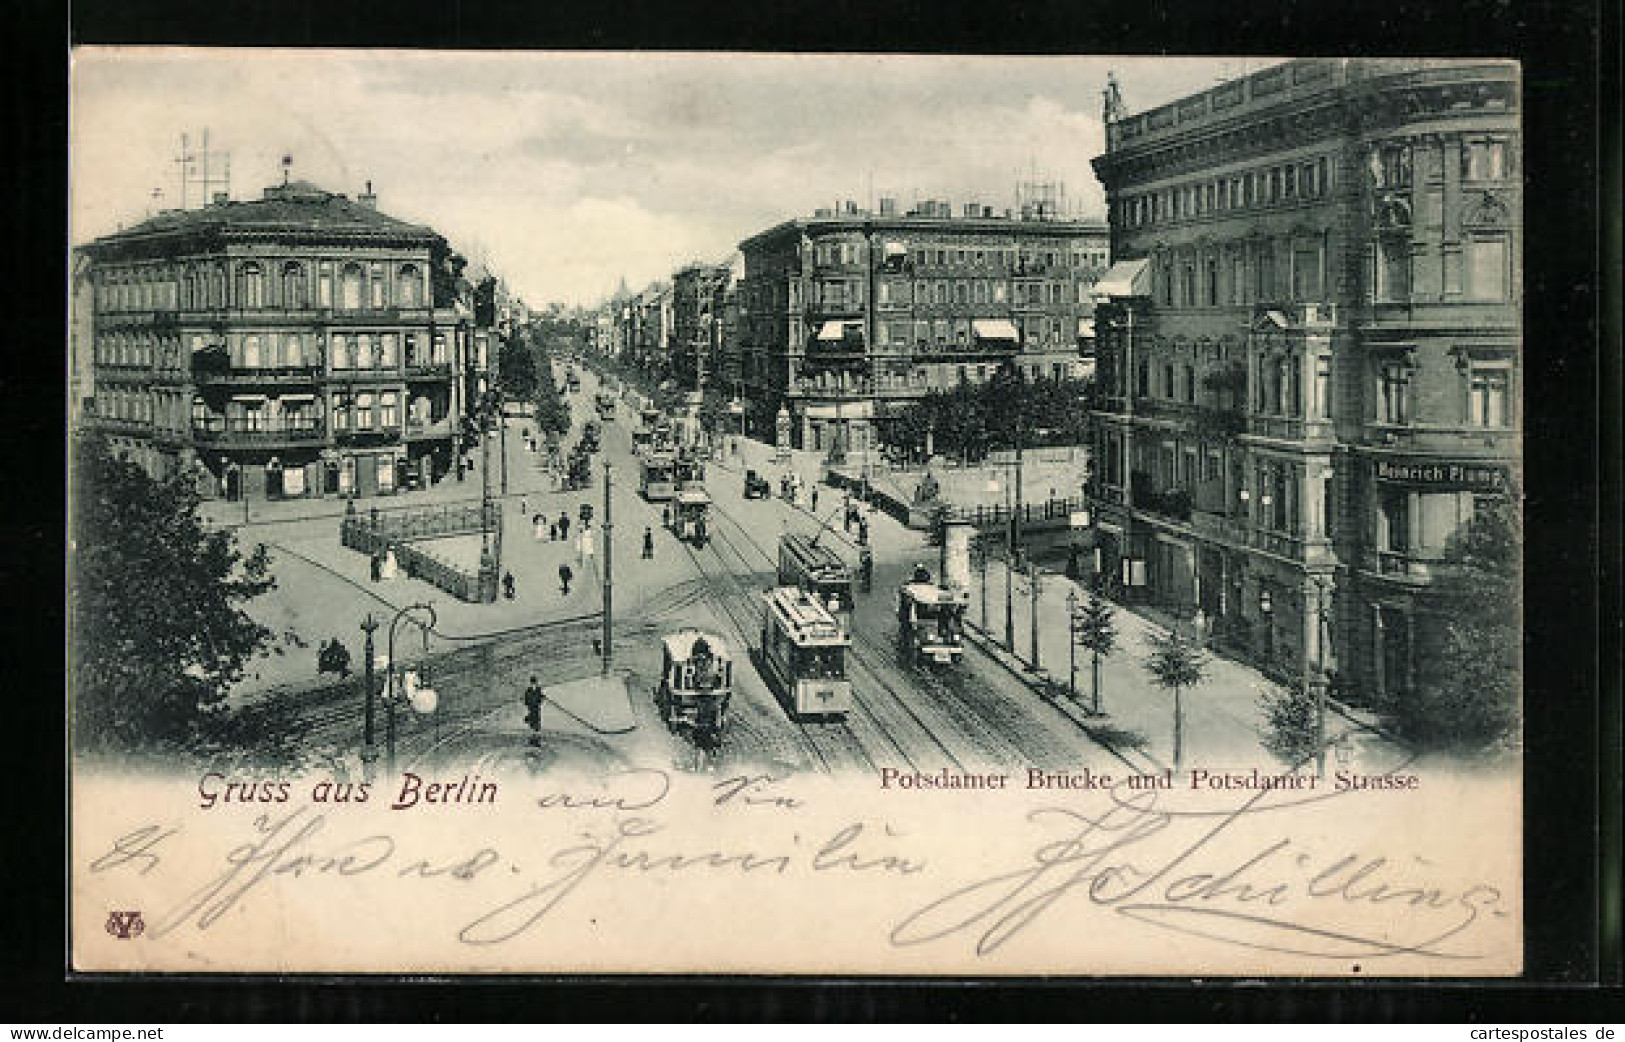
[558,562,574,596]
[812,487,819,513]
[523,676,545,747]
[558,511,571,544]
[643,525,655,559]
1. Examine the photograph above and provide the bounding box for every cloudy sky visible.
[71,49,1256,307]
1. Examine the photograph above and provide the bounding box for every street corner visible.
[545,672,638,735]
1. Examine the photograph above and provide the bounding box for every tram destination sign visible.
[1374,459,1509,492]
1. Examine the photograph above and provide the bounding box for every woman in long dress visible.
[380,544,398,580]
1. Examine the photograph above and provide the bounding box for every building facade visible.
[77,180,491,501]
[738,200,1109,454]
[1087,58,1521,706]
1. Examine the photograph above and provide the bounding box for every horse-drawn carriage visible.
[655,629,733,757]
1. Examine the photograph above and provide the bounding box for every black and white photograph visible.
[67,48,1528,976]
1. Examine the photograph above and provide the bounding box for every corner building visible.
[1088,59,1520,707]
[77,181,491,500]
[738,201,1109,453]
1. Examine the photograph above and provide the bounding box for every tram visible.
[897,575,971,666]
[674,446,706,490]
[580,419,601,454]
[595,391,616,421]
[758,587,852,718]
[565,369,581,394]
[639,451,677,501]
[655,629,733,752]
[776,532,855,634]
[671,487,712,547]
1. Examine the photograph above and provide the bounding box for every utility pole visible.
[601,460,613,674]
[1004,474,1015,653]
[1029,560,1041,671]
[499,390,509,495]
[360,614,379,780]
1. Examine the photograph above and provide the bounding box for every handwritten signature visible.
[889,783,1508,961]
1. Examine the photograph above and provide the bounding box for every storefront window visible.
[376,456,395,492]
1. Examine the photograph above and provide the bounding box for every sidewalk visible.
[967,557,1404,773]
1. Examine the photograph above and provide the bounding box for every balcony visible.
[191,418,327,447]
[1246,414,1334,443]
[405,417,453,440]
[329,366,406,381]
[192,363,323,386]
[805,303,866,321]
[405,360,455,379]
[1131,483,1192,523]
[333,426,403,447]
[1361,548,1451,584]
[1359,422,1517,455]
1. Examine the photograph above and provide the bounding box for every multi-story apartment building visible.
[670,261,732,392]
[1088,58,1520,706]
[738,199,1109,454]
[77,179,492,501]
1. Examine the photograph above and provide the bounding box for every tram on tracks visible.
[776,532,855,634]
[655,629,732,753]
[897,571,971,665]
[758,586,852,718]
[671,487,712,547]
[639,450,677,501]
[674,446,706,489]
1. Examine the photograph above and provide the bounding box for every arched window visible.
[398,265,421,306]
[282,262,306,308]
[239,264,264,309]
[340,263,365,311]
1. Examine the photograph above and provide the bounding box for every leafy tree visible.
[1073,594,1118,714]
[497,327,539,401]
[71,433,276,754]
[1397,496,1522,751]
[1142,629,1209,772]
[1259,679,1320,767]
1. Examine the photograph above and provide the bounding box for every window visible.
[1378,488,1410,552]
[282,263,305,308]
[1183,364,1196,403]
[356,392,373,429]
[380,392,398,429]
[1163,363,1175,399]
[286,335,304,368]
[340,264,364,310]
[370,264,386,308]
[398,265,421,306]
[239,264,264,308]
[1468,237,1507,300]
[1136,358,1149,397]
[376,457,395,492]
[1469,365,1510,427]
[1463,138,1508,181]
[1377,237,1411,302]
[1378,361,1410,424]
[1380,144,1412,188]
[318,263,333,307]
[1205,258,1219,306]
[1313,356,1332,418]
[380,334,397,368]
[1293,245,1321,300]
[242,335,261,369]
[1283,166,1297,199]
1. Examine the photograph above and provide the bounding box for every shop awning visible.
[816,320,858,341]
[972,318,1019,341]
[1255,309,1290,330]
[884,241,907,256]
[1077,318,1096,338]
[1092,258,1151,298]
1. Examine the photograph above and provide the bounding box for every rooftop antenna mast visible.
[172,128,231,209]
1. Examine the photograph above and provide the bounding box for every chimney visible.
[359,179,377,209]
[211,191,229,207]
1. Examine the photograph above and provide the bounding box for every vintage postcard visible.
[68,49,1523,975]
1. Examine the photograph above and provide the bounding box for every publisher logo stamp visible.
[105,910,145,939]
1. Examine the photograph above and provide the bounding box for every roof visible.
[902,582,972,606]
[1093,258,1151,298]
[676,489,711,505]
[85,181,439,252]
[661,629,731,661]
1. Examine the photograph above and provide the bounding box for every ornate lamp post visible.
[383,602,438,774]
[1259,585,1275,666]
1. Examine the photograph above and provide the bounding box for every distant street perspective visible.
[69,54,1521,783]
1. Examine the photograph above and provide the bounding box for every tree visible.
[1397,495,1522,751]
[1259,679,1320,767]
[71,433,276,754]
[1142,629,1209,773]
[1074,594,1118,714]
[497,328,539,401]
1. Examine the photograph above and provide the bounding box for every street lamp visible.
[1067,589,1081,701]
[383,602,438,774]
[1308,573,1334,777]
[1259,585,1275,666]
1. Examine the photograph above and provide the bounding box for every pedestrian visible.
[662,504,672,529]
[642,525,655,559]
[534,513,546,541]
[558,563,573,595]
[579,524,595,562]
[812,488,820,513]
[370,551,381,582]
[503,571,516,600]
[858,516,870,546]
[520,496,529,518]
[558,512,571,542]
[523,675,545,747]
